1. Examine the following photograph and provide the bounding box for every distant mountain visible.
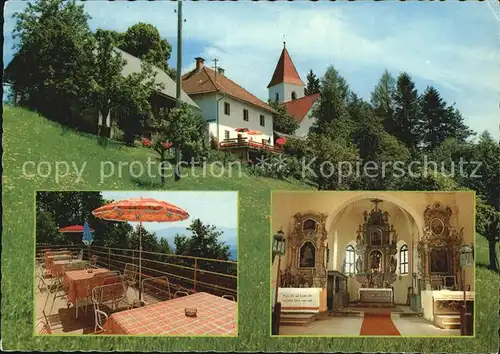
[154,226,237,260]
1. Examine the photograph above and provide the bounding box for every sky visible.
[100,191,238,235]
[3,1,499,139]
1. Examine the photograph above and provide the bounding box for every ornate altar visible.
[417,202,463,289]
[280,213,328,289]
[353,199,398,291]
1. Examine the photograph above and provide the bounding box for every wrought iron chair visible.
[222,295,235,301]
[35,319,53,335]
[174,290,189,299]
[90,255,99,268]
[73,249,84,261]
[93,309,109,333]
[141,276,171,304]
[123,263,139,297]
[42,274,68,322]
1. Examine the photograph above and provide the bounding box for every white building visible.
[268,44,320,138]
[182,57,275,149]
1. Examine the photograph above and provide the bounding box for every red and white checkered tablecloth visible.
[102,292,237,336]
[45,253,72,276]
[64,268,110,305]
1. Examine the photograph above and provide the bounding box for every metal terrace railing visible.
[36,244,237,299]
[219,137,283,153]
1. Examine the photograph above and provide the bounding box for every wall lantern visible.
[273,228,286,257]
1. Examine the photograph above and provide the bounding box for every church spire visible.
[267,44,305,89]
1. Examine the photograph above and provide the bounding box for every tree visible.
[351,100,410,189]
[309,66,352,137]
[128,224,160,252]
[370,70,395,124]
[7,0,95,125]
[307,132,359,190]
[161,105,208,162]
[90,30,127,137]
[268,100,299,135]
[174,219,231,260]
[120,23,175,79]
[390,72,421,150]
[304,69,320,96]
[419,86,453,151]
[114,62,163,145]
[476,197,500,271]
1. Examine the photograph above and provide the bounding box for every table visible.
[45,254,73,276]
[64,268,110,305]
[52,260,87,277]
[358,288,393,303]
[102,292,237,336]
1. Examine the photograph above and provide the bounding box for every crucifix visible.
[371,198,383,211]
[283,34,286,48]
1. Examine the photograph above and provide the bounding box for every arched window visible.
[400,244,409,275]
[345,245,356,274]
[291,91,297,100]
[275,92,279,101]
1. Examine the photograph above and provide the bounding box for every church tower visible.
[267,42,305,103]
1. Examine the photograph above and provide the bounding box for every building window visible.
[345,245,356,274]
[224,130,230,140]
[243,109,249,121]
[260,115,265,127]
[224,102,230,115]
[400,244,409,275]
[275,92,279,101]
[291,91,297,100]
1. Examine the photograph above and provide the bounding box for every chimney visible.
[217,67,225,76]
[195,57,205,71]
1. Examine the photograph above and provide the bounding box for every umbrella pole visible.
[139,221,142,300]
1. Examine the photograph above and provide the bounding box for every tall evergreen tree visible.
[309,66,352,137]
[370,70,395,124]
[304,69,321,96]
[391,72,420,149]
[419,86,452,151]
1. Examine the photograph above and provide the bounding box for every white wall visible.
[192,93,274,145]
[295,108,316,137]
[269,82,305,103]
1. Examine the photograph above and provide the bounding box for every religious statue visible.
[356,256,363,273]
[389,255,397,273]
[370,251,382,271]
[299,242,315,268]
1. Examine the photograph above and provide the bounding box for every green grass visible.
[2,106,499,352]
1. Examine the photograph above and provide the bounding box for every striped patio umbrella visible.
[92,198,189,299]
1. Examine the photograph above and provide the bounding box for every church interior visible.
[271,191,475,336]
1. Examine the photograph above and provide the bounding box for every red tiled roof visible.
[182,66,274,113]
[267,47,305,88]
[283,93,320,122]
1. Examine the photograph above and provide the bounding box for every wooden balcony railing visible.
[36,244,237,299]
[219,137,283,153]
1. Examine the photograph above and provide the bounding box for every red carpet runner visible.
[359,312,401,336]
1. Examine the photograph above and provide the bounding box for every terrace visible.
[219,137,283,155]
[35,244,237,335]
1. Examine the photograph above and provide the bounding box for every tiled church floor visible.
[279,311,460,336]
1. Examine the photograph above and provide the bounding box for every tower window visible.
[400,244,408,275]
[291,91,297,100]
[275,93,279,102]
[243,109,249,121]
[260,115,265,127]
[224,102,230,115]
